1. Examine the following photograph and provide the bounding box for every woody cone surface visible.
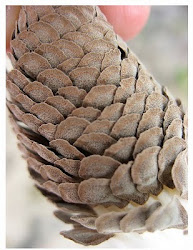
[7,5,188,246]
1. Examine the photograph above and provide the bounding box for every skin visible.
[99,6,150,40]
[6,5,151,51]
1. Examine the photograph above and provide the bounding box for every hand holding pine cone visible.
[7,5,188,246]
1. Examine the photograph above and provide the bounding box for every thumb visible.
[99,6,151,40]
[6,6,21,51]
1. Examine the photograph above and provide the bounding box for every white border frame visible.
[1,1,192,250]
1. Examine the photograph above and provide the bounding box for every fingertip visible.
[99,5,151,40]
[6,6,21,51]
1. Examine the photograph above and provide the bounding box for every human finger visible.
[99,5,151,40]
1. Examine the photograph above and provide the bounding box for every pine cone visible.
[7,5,188,246]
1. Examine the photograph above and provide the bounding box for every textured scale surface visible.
[7,5,188,246]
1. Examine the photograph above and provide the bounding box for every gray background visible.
[128,6,188,107]
[6,6,188,248]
